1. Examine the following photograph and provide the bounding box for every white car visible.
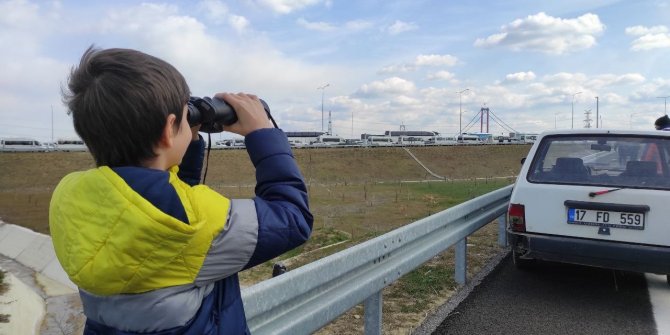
[508,129,670,284]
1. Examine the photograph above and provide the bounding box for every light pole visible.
[554,112,558,129]
[457,88,470,141]
[317,83,330,132]
[658,96,670,115]
[571,91,582,129]
[595,96,599,128]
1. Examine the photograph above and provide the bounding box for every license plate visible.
[567,208,645,230]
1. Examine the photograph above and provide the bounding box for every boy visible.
[49,46,313,334]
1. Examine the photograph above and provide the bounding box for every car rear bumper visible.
[508,231,670,275]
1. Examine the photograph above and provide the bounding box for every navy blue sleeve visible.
[178,135,205,186]
[243,128,313,269]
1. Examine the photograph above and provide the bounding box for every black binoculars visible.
[187,96,271,133]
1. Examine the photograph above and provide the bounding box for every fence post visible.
[364,291,382,335]
[497,214,508,247]
[455,238,467,285]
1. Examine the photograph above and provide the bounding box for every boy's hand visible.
[216,92,272,136]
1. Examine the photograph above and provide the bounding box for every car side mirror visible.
[520,157,526,165]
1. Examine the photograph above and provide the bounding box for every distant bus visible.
[397,136,425,146]
[0,138,44,152]
[425,136,457,145]
[312,135,345,146]
[457,134,481,143]
[55,139,87,152]
[366,136,394,146]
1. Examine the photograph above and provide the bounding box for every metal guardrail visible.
[241,184,513,334]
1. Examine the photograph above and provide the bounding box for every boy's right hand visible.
[216,92,273,136]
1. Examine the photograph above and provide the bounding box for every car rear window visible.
[527,134,670,190]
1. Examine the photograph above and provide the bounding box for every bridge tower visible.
[327,110,333,135]
[480,107,490,133]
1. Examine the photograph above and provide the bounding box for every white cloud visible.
[379,54,459,74]
[198,0,229,24]
[0,0,74,140]
[81,3,353,124]
[427,71,455,81]
[625,25,670,51]
[0,0,36,26]
[256,0,324,14]
[505,71,536,82]
[297,17,335,32]
[379,64,415,74]
[386,20,418,35]
[344,19,373,31]
[543,72,588,85]
[0,1,370,139]
[297,18,372,32]
[229,15,249,32]
[392,95,420,106]
[625,25,668,36]
[587,73,646,88]
[474,12,605,54]
[198,1,250,32]
[415,54,458,67]
[356,77,416,97]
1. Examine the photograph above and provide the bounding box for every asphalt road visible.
[433,256,657,335]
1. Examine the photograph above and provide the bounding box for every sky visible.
[1,0,669,142]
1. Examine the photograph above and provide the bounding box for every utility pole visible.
[51,105,54,142]
[658,96,670,115]
[595,96,599,128]
[317,83,330,132]
[457,88,470,141]
[351,110,354,138]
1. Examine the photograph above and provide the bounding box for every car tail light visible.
[508,203,526,232]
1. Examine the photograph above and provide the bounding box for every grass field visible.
[0,144,530,333]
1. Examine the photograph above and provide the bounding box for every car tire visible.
[512,248,534,269]
[667,274,670,286]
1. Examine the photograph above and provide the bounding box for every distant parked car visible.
[508,129,670,284]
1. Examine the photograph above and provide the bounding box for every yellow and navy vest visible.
[49,166,229,296]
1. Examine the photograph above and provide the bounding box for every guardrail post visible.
[455,238,467,285]
[364,291,382,335]
[497,214,508,247]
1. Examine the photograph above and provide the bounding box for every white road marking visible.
[647,273,670,335]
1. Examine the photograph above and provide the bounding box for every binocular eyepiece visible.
[187,96,271,133]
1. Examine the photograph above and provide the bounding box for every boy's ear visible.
[159,114,177,148]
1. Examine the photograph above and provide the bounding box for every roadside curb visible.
[0,220,84,334]
[411,248,510,335]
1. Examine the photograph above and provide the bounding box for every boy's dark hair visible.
[655,115,670,130]
[62,46,190,167]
